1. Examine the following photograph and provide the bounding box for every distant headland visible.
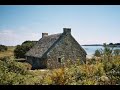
[82,44,103,46]
[82,43,120,47]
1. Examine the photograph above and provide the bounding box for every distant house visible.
[25,28,87,69]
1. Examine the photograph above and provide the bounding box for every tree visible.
[0,45,8,52]
[115,43,120,45]
[14,41,37,58]
[101,44,114,61]
[94,49,101,57]
[103,43,107,47]
[109,43,113,45]
[114,49,120,56]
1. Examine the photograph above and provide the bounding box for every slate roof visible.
[25,33,62,58]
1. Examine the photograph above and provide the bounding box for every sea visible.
[81,46,120,58]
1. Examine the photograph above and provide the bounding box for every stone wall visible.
[26,56,47,69]
[46,34,86,69]
[26,32,86,69]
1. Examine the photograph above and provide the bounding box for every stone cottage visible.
[25,28,87,69]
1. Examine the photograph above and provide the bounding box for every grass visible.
[0,46,16,58]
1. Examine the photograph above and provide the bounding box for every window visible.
[58,58,61,63]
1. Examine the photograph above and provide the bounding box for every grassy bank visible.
[0,46,15,58]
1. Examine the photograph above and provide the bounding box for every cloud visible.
[0,29,41,46]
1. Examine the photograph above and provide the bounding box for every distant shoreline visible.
[82,44,120,47]
[82,45,103,46]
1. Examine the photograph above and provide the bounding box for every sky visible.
[0,5,120,46]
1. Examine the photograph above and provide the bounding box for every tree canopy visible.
[0,45,8,52]
[14,41,37,58]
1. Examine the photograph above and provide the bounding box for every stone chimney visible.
[42,33,48,38]
[63,28,71,34]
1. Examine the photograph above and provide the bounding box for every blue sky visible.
[0,5,120,46]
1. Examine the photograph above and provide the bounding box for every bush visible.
[114,49,120,56]
[0,45,8,52]
[94,49,101,57]
[14,41,37,58]
[0,57,120,85]
[0,56,10,61]
[1,43,120,85]
[0,58,35,85]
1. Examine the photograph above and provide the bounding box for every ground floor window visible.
[58,58,61,63]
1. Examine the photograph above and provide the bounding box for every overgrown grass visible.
[0,55,120,85]
[0,45,120,85]
[0,46,15,58]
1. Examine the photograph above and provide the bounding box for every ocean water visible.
[81,46,120,58]
[82,46,104,56]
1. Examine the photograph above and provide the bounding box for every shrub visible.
[14,41,37,58]
[114,49,120,56]
[94,49,101,57]
[0,45,7,52]
[0,56,10,61]
[103,61,113,72]
[0,58,35,85]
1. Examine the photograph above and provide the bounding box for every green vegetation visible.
[14,41,37,58]
[0,55,120,85]
[0,45,8,52]
[0,43,120,85]
[114,49,120,56]
[0,46,15,59]
[108,43,120,46]
[94,49,101,57]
